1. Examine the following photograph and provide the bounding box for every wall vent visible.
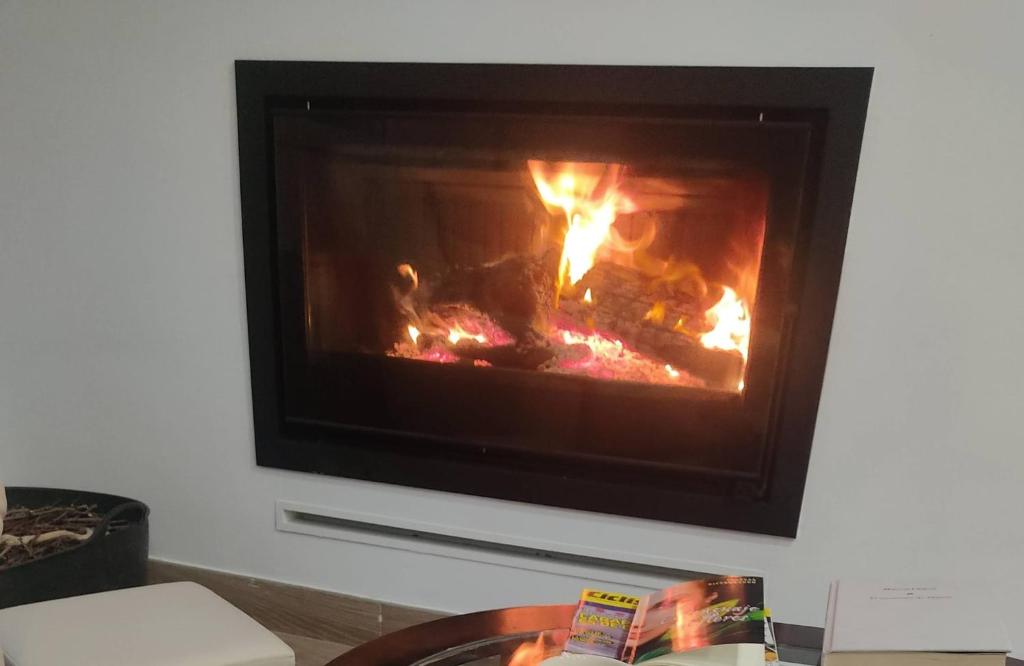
[276,500,762,592]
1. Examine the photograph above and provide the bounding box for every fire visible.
[643,301,666,325]
[552,324,699,386]
[508,632,557,666]
[448,324,487,345]
[528,160,635,295]
[700,286,751,362]
[390,161,761,393]
[673,602,687,652]
[670,598,711,653]
[397,263,419,290]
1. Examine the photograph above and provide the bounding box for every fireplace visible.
[236,62,871,537]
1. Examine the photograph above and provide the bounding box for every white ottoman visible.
[0,582,294,666]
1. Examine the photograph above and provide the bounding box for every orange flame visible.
[671,598,713,653]
[392,162,764,393]
[397,263,419,290]
[643,302,666,325]
[508,632,555,666]
[673,602,687,652]
[528,161,635,296]
[700,286,751,362]
[448,323,487,345]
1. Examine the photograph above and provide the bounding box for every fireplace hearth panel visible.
[237,62,871,536]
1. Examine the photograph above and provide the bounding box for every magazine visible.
[564,589,641,660]
[561,576,766,665]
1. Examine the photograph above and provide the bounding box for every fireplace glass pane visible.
[275,111,769,396]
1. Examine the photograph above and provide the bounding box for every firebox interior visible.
[268,103,811,474]
[275,110,771,394]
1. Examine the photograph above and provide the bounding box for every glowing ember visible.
[583,288,593,304]
[551,323,701,387]
[393,308,703,388]
[699,286,751,361]
[392,345,459,364]
[389,304,512,364]
[528,161,635,295]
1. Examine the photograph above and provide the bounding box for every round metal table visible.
[326,604,826,666]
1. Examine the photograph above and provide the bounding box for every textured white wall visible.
[2,0,1022,651]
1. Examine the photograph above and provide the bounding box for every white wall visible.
[2,0,1022,651]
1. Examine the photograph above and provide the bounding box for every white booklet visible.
[824,581,1011,655]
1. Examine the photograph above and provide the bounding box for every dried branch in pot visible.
[0,504,102,570]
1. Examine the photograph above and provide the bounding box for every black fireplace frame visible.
[236,61,871,537]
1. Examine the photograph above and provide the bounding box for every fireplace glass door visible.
[272,104,812,475]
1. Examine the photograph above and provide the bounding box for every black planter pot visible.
[0,487,149,609]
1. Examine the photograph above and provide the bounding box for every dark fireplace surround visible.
[236,61,871,537]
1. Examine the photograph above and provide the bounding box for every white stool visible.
[0,582,294,666]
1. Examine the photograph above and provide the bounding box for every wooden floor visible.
[147,560,445,666]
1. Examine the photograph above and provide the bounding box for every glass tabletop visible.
[326,605,822,666]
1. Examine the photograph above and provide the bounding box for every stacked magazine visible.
[548,576,777,665]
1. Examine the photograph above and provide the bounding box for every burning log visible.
[560,262,744,388]
[391,303,554,370]
[393,254,742,389]
[430,250,560,345]
[568,261,707,328]
[452,342,555,370]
